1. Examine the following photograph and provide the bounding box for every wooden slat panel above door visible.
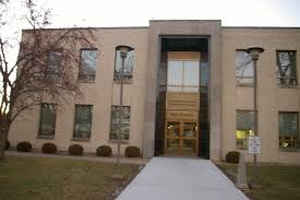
[166,92,199,111]
[168,51,200,60]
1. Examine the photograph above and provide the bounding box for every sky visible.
[42,0,300,28]
[1,0,300,72]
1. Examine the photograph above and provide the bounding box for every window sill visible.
[236,84,254,87]
[277,85,299,89]
[37,135,55,140]
[79,80,96,84]
[279,149,300,153]
[108,139,129,144]
[113,79,133,84]
[71,138,90,142]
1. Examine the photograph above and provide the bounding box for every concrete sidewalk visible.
[117,157,249,200]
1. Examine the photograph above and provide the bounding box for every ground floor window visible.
[279,112,300,151]
[73,105,93,139]
[236,110,255,149]
[39,103,56,137]
[110,106,130,140]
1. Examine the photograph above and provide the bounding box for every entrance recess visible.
[164,52,200,156]
[155,37,210,158]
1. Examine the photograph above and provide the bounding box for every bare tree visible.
[0,0,96,160]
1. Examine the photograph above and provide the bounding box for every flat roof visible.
[23,26,149,32]
[223,26,300,30]
[22,20,300,32]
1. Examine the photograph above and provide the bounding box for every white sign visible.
[248,136,261,154]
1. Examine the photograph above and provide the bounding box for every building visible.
[9,20,300,163]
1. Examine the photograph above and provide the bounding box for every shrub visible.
[225,151,240,164]
[125,146,141,158]
[5,140,10,150]
[42,143,57,154]
[16,141,32,152]
[68,144,83,156]
[96,145,112,157]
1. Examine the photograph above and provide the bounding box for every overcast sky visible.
[42,0,300,28]
[1,0,300,70]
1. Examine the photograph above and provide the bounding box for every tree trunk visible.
[0,120,9,161]
[0,130,5,160]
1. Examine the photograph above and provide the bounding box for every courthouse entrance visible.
[154,37,210,158]
[164,52,200,156]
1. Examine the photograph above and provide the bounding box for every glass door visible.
[165,120,198,155]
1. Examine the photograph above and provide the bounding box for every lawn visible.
[217,163,300,200]
[0,156,140,200]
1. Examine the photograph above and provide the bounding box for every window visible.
[114,48,135,81]
[236,110,255,149]
[110,106,130,140]
[276,51,297,87]
[79,49,97,82]
[279,112,300,151]
[73,105,93,139]
[167,60,199,92]
[39,103,56,137]
[236,50,254,85]
[47,51,62,80]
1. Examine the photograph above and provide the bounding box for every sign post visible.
[248,136,261,155]
[248,136,261,184]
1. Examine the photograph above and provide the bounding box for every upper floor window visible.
[279,112,300,151]
[236,110,255,150]
[114,46,135,82]
[39,103,56,138]
[109,105,131,140]
[47,51,62,80]
[73,105,93,140]
[79,49,97,82]
[236,50,254,86]
[167,60,199,92]
[276,51,297,87]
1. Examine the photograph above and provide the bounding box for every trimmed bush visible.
[68,144,83,156]
[42,143,57,154]
[225,151,240,164]
[16,141,32,152]
[96,145,112,157]
[125,146,141,158]
[5,140,10,150]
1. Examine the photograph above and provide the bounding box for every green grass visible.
[217,163,300,200]
[0,156,140,200]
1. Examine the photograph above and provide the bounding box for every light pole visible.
[246,46,264,164]
[116,45,133,166]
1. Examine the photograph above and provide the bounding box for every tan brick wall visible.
[222,28,300,164]
[9,28,148,155]
[9,23,300,164]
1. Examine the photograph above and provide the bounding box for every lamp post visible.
[116,45,133,167]
[246,46,264,164]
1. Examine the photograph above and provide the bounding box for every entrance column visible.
[143,20,223,160]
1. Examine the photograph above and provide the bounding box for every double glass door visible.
[165,120,198,155]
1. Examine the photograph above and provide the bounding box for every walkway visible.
[117,157,249,200]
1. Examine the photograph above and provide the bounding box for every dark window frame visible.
[236,109,256,150]
[78,48,98,83]
[109,105,131,141]
[276,50,297,88]
[73,104,93,140]
[47,50,63,80]
[235,49,254,87]
[278,111,300,151]
[38,103,57,138]
[113,47,135,83]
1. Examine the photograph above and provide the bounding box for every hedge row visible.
[12,141,141,158]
